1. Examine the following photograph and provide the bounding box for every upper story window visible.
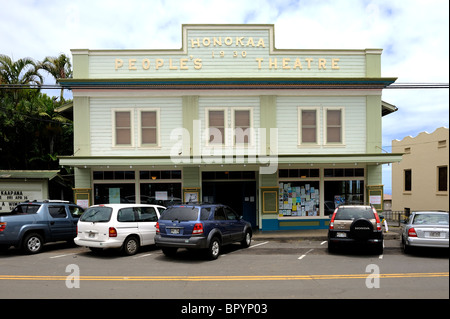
[114,110,133,147]
[298,108,319,145]
[438,166,448,192]
[206,107,254,147]
[139,109,160,147]
[207,109,226,145]
[233,108,252,145]
[404,169,412,192]
[325,108,344,145]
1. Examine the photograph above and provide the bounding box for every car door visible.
[48,205,75,241]
[137,206,159,246]
[213,207,230,243]
[224,206,245,242]
[116,207,139,243]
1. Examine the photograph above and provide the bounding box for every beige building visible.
[392,127,449,212]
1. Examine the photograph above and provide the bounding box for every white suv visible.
[75,204,165,255]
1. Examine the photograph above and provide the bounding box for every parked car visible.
[328,205,384,254]
[0,200,85,254]
[155,203,252,260]
[401,211,449,253]
[75,204,165,255]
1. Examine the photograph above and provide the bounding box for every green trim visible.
[279,221,320,227]
[59,77,398,89]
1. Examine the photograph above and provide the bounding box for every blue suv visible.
[155,204,252,260]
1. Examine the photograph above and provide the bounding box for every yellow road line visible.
[0,272,447,282]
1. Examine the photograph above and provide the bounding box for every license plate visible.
[336,232,347,238]
[429,231,441,237]
[170,228,180,234]
[88,232,95,238]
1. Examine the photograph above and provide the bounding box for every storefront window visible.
[94,183,135,204]
[140,183,182,206]
[279,181,320,217]
[324,180,364,208]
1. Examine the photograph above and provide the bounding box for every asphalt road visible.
[0,239,448,304]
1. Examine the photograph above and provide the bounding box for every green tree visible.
[38,54,72,102]
[1,54,73,170]
[0,54,43,104]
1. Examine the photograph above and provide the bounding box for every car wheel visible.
[402,237,411,254]
[162,247,178,257]
[122,236,139,256]
[22,233,44,254]
[328,241,337,253]
[241,231,252,248]
[374,242,384,255]
[207,237,221,260]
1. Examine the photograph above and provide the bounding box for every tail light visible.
[155,222,160,234]
[329,208,338,230]
[109,227,117,237]
[0,222,6,232]
[408,228,418,237]
[373,208,382,231]
[192,223,204,235]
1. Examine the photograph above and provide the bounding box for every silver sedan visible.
[401,211,449,253]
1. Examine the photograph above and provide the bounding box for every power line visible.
[1,82,449,90]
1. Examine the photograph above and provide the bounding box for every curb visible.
[252,230,401,242]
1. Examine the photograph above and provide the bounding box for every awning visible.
[0,170,60,180]
[59,153,403,168]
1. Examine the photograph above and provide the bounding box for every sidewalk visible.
[252,227,401,242]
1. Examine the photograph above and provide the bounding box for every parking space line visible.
[320,241,327,245]
[298,249,314,260]
[49,253,76,259]
[249,241,269,249]
[133,253,153,259]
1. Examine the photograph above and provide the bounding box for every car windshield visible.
[412,214,449,225]
[80,206,112,222]
[159,207,199,221]
[335,207,375,220]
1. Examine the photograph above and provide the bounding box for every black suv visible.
[328,205,383,254]
[155,204,252,260]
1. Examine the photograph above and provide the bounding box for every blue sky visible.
[1,0,448,194]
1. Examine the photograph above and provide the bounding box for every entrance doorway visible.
[202,180,257,228]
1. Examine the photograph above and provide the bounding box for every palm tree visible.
[38,54,72,102]
[0,54,43,104]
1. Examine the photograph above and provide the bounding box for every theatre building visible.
[59,24,402,231]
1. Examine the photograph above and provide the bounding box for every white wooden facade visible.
[60,25,401,230]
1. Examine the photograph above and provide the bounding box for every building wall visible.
[62,24,400,230]
[392,127,449,211]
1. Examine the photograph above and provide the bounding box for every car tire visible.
[207,237,221,260]
[122,236,140,256]
[402,237,412,254]
[328,241,337,253]
[22,233,44,254]
[241,231,252,248]
[162,247,178,257]
[374,242,384,255]
[350,218,374,240]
